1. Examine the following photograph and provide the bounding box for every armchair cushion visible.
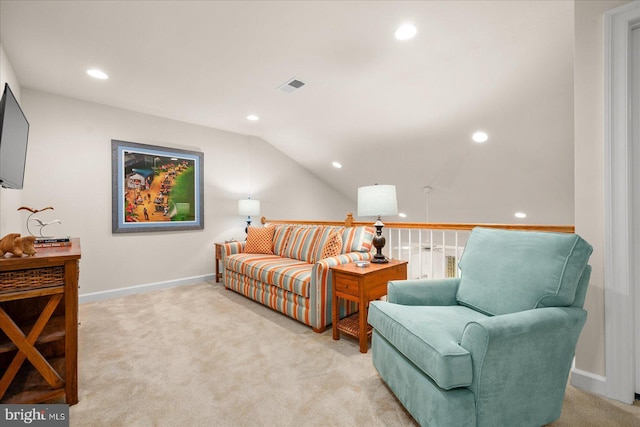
[368,301,487,389]
[457,227,593,315]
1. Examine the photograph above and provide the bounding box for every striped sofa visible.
[222,224,375,332]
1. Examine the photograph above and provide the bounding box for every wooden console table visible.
[0,239,81,404]
[331,259,407,353]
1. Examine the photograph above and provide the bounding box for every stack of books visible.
[34,237,71,248]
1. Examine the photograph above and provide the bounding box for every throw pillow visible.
[244,225,275,254]
[282,227,321,262]
[342,226,375,252]
[272,225,292,256]
[319,231,343,260]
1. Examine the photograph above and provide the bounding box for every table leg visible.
[332,293,339,340]
[359,300,368,353]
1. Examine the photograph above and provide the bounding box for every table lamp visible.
[238,198,260,235]
[357,184,398,263]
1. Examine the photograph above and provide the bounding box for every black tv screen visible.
[0,83,29,189]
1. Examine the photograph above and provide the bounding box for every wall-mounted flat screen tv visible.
[0,83,30,189]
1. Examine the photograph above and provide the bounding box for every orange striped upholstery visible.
[272,225,292,256]
[313,252,373,328]
[282,227,321,262]
[223,241,245,257]
[342,226,375,252]
[225,253,312,297]
[309,226,344,263]
[221,225,375,330]
[225,271,311,326]
[318,231,343,260]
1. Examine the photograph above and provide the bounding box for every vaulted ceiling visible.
[0,0,575,224]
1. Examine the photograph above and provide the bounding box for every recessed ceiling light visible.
[246,115,259,121]
[395,23,417,41]
[515,212,527,218]
[472,131,489,143]
[399,213,407,218]
[332,161,342,169]
[86,69,108,80]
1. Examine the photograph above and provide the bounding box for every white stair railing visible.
[378,221,575,281]
[260,214,575,281]
[386,227,469,279]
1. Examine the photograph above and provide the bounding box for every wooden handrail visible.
[261,214,575,234]
[260,217,348,227]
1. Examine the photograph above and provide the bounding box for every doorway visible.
[604,1,640,405]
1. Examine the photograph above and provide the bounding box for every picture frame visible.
[111,139,204,233]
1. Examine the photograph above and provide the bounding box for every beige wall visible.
[573,0,630,377]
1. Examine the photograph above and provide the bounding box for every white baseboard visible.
[79,274,215,304]
[571,367,607,397]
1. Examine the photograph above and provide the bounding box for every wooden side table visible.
[214,243,224,283]
[331,259,407,353]
[0,239,81,404]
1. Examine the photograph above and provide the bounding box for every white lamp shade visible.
[238,199,260,216]
[357,185,398,217]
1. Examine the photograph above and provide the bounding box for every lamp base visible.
[371,220,388,263]
[371,254,389,264]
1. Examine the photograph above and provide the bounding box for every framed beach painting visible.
[111,140,204,233]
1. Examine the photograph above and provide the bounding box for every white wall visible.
[13,89,353,297]
[0,44,24,235]
[573,0,630,379]
[0,45,20,101]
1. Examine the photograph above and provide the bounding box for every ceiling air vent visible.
[277,78,306,93]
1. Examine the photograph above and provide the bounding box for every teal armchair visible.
[368,227,593,427]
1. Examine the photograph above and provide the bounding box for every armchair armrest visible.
[460,307,587,424]
[222,241,244,257]
[387,278,460,306]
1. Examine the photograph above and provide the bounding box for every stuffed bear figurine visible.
[0,233,37,257]
[0,233,22,256]
[18,235,37,256]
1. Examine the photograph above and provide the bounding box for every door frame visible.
[603,1,640,405]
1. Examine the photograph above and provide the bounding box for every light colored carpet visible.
[70,282,640,426]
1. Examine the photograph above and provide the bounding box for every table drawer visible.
[334,274,359,296]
